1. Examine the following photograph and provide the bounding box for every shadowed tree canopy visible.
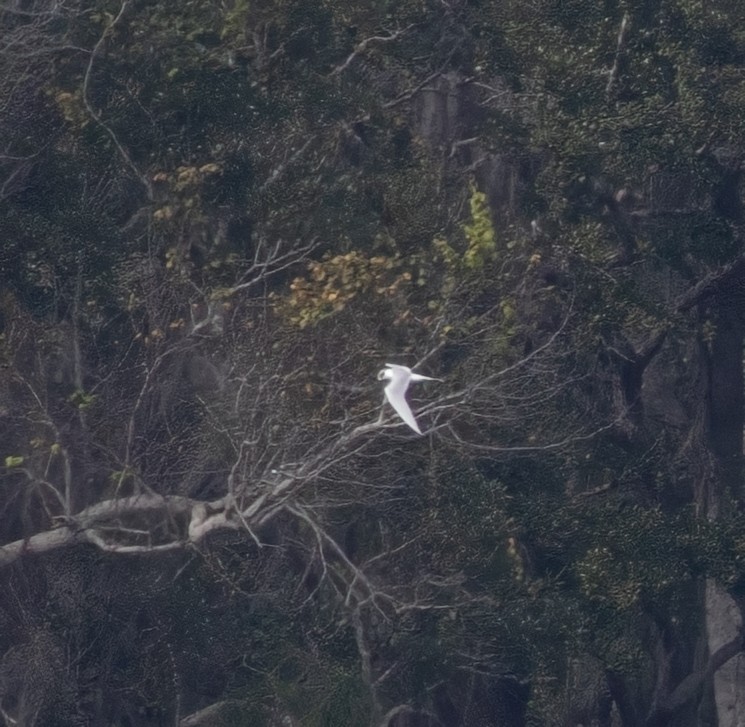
[1,0,745,725]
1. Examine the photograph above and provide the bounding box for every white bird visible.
[377,363,440,435]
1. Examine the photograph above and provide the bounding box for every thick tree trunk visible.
[706,305,744,511]
[702,300,745,725]
[706,581,745,727]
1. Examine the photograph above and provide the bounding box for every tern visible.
[377,363,440,435]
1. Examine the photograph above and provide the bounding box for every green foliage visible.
[275,661,371,727]
[68,389,97,410]
[463,181,498,270]
[2,0,745,724]
[277,250,412,328]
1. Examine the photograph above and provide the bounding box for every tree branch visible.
[0,494,195,567]
[677,255,745,312]
[378,704,444,727]
[606,12,630,98]
[329,24,415,76]
[179,700,245,727]
[645,630,744,725]
[81,0,153,200]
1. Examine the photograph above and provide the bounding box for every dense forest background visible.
[1,0,745,725]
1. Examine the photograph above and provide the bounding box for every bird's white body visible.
[377,363,439,435]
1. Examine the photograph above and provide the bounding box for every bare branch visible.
[606,12,630,98]
[229,237,319,295]
[83,530,184,554]
[330,24,415,76]
[383,70,443,109]
[0,526,78,567]
[258,136,315,194]
[81,0,153,200]
[378,704,444,727]
[646,630,744,724]
[0,493,195,567]
[179,700,245,727]
[677,254,745,312]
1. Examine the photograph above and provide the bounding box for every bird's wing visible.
[384,363,412,373]
[409,373,440,382]
[386,364,440,382]
[384,374,422,435]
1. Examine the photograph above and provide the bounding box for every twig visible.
[383,70,443,109]
[330,24,415,76]
[82,0,153,200]
[606,12,630,98]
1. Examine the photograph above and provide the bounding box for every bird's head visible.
[377,368,391,381]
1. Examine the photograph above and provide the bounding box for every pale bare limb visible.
[284,503,392,612]
[383,70,443,109]
[330,25,415,76]
[645,629,744,725]
[229,237,319,295]
[81,0,153,200]
[179,700,245,727]
[258,136,315,194]
[378,704,444,727]
[83,530,183,554]
[606,12,630,98]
